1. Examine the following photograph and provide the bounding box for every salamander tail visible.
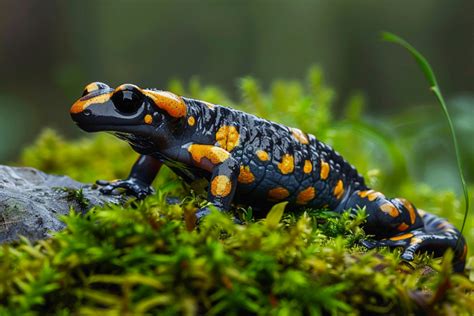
[419,210,467,272]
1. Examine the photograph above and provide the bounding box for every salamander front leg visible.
[97,155,162,199]
[195,158,239,223]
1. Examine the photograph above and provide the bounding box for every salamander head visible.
[71,82,150,134]
[70,82,187,135]
[70,82,188,152]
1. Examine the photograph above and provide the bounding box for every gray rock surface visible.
[0,165,124,243]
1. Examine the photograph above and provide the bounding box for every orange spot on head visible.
[238,166,255,184]
[397,222,409,231]
[268,187,290,201]
[389,233,414,241]
[144,114,153,124]
[296,187,316,205]
[290,127,309,144]
[278,154,294,174]
[187,144,230,171]
[142,89,187,118]
[83,82,100,94]
[303,160,312,174]
[380,202,400,217]
[188,116,195,126]
[320,160,330,180]
[333,180,344,199]
[70,92,113,114]
[216,125,240,152]
[114,83,140,93]
[211,175,232,197]
[256,150,269,161]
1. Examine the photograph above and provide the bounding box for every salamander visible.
[70,82,467,272]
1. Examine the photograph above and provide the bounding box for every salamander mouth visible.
[75,123,155,152]
[74,122,143,133]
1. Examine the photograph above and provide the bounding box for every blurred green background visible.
[0,0,472,191]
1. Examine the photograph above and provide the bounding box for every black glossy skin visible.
[70,82,467,272]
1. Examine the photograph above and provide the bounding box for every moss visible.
[57,188,90,211]
[2,67,473,314]
[0,201,472,315]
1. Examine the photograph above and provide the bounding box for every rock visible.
[0,165,124,243]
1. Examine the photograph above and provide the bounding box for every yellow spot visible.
[188,116,195,126]
[216,125,240,152]
[144,114,153,124]
[397,222,409,231]
[290,127,309,144]
[278,154,294,174]
[369,191,384,201]
[320,160,330,180]
[303,160,312,174]
[333,180,344,199]
[389,233,413,241]
[238,166,255,184]
[268,187,290,201]
[296,187,316,205]
[70,92,113,114]
[358,190,369,198]
[188,144,230,169]
[410,237,422,245]
[380,202,400,217]
[256,150,269,161]
[211,175,232,197]
[417,209,427,217]
[142,89,187,118]
[357,189,383,201]
[83,82,100,94]
[399,198,416,224]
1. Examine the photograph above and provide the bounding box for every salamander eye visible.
[111,89,143,114]
[82,82,110,96]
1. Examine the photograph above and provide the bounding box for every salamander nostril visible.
[83,109,92,116]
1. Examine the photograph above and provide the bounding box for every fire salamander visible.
[70,82,467,272]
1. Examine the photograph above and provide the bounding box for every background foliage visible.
[0,1,473,192]
[0,71,472,314]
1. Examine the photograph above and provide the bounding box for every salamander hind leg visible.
[345,190,467,272]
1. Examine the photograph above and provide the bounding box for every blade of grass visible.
[381,32,470,241]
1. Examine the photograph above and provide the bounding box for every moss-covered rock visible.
[0,165,125,243]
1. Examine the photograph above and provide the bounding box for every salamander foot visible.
[361,226,466,272]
